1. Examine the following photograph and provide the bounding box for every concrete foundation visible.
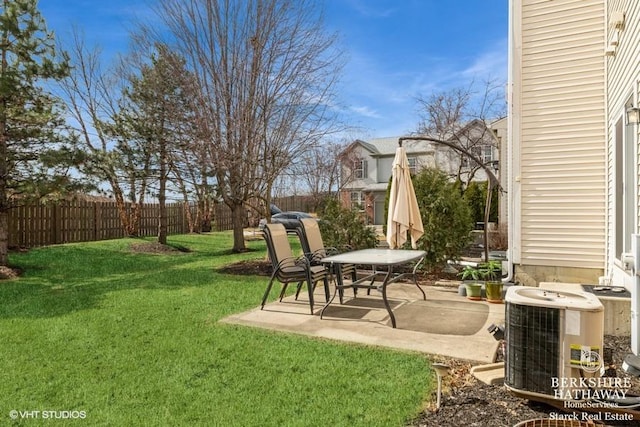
[515,264,603,287]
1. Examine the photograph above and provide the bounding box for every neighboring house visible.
[507,0,639,287]
[339,120,501,225]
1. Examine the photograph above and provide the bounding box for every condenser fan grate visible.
[505,302,560,396]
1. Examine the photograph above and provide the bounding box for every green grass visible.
[0,233,433,426]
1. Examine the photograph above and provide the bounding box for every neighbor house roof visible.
[344,136,434,158]
[342,119,500,161]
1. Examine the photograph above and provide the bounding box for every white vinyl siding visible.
[341,144,376,191]
[519,0,606,268]
[377,157,394,183]
[606,0,640,278]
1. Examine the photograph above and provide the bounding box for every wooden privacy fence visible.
[8,200,190,248]
[214,195,318,231]
[8,195,319,248]
[272,195,316,213]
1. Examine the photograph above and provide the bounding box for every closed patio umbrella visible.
[386,145,424,249]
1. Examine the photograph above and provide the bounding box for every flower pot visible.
[485,281,504,303]
[465,283,483,301]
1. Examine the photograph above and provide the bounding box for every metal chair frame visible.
[297,218,358,302]
[261,223,329,314]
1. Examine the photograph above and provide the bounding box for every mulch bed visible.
[410,335,640,426]
[0,265,21,279]
[129,242,190,254]
[218,258,272,276]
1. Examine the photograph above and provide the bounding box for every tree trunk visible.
[158,196,167,244]
[0,132,8,265]
[128,203,140,236]
[158,143,168,245]
[174,173,195,233]
[264,181,274,223]
[184,200,195,233]
[112,188,136,237]
[0,210,7,266]
[231,203,247,252]
[0,22,9,266]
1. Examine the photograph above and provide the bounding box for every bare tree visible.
[415,79,505,188]
[169,135,216,233]
[148,0,343,252]
[59,31,149,236]
[281,140,345,211]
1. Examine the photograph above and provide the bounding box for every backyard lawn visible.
[0,232,433,426]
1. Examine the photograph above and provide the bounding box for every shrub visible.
[463,181,484,225]
[463,181,498,225]
[490,222,509,250]
[318,198,377,250]
[411,168,473,270]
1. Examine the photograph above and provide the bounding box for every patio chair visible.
[261,223,330,314]
[297,218,357,301]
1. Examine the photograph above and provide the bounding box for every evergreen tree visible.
[0,0,78,265]
[110,45,195,244]
[411,168,473,270]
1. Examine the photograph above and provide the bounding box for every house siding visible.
[341,129,501,225]
[343,144,377,191]
[606,0,640,285]
[518,0,606,269]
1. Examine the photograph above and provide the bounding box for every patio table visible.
[320,248,427,328]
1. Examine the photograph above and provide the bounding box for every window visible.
[481,145,494,163]
[350,191,363,209]
[462,144,493,168]
[407,157,417,175]
[354,159,368,179]
[615,100,637,261]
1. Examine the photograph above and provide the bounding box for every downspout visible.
[503,0,515,283]
[603,2,611,281]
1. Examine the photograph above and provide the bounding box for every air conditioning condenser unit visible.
[504,286,604,401]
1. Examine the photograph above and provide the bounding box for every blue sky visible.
[40,0,508,139]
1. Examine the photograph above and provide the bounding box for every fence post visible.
[93,202,99,241]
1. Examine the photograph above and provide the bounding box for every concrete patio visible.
[221,281,505,363]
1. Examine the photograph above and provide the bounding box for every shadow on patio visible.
[221,282,504,363]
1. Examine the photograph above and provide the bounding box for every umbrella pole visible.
[391,223,400,249]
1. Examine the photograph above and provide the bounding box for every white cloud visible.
[350,105,382,119]
[345,0,396,18]
[461,38,508,81]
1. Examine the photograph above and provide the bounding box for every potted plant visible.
[480,260,503,303]
[459,265,483,301]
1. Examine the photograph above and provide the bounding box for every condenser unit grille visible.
[505,302,560,396]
